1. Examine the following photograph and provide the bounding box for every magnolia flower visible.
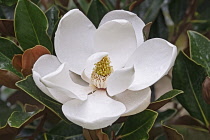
[32,9,177,130]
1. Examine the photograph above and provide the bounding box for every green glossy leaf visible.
[0,100,21,128]
[172,125,210,140]
[49,121,82,137]
[0,0,17,6]
[148,89,183,111]
[31,0,40,4]
[87,0,108,27]
[0,37,22,59]
[172,52,210,126]
[188,31,210,75]
[0,37,22,77]
[156,109,177,124]
[8,108,44,128]
[103,0,114,10]
[16,75,70,123]
[103,123,123,138]
[162,125,183,140]
[118,109,158,140]
[0,53,22,77]
[45,5,59,38]
[149,11,168,39]
[15,0,53,52]
[131,0,164,23]
[169,0,188,24]
[156,90,182,101]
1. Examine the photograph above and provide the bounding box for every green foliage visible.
[16,76,70,123]
[48,121,83,138]
[118,110,158,140]
[189,31,210,75]
[156,109,177,124]
[193,0,210,33]
[172,52,210,126]
[0,0,17,6]
[45,5,60,38]
[0,100,21,128]
[131,0,164,23]
[149,11,168,39]
[15,0,53,52]
[162,125,184,140]
[0,53,20,76]
[1,0,210,139]
[148,89,183,111]
[0,37,22,59]
[172,125,210,140]
[8,108,43,128]
[87,0,108,27]
[169,0,188,25]
[0,37,22,77]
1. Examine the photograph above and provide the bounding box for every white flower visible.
[32,9,177,130]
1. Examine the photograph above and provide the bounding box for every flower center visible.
[91,55,113,89]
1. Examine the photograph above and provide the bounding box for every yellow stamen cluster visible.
[92,56,113,77]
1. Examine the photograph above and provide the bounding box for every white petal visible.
[41,63,94,102]
[126,38,177,91]
[100,10,145,47]
[95,19,137,69]
[55,9,96,75]
[154,74,172,100]
[70,71,88,86]
[81,70,90,83]
[33,71,55,99]
[62,90,126,130]
[82,52,109,82]
[32,54,61,77]
[107,66,135,96]
[32,54,61,99]
[113,88,151,116]
[46,87,73,103]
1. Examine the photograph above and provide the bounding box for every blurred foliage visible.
[0,0,210,139]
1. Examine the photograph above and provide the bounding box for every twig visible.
[31,113,47,138]
[116,0,121,9]
[129,0,145,11]
[20,113,47,140]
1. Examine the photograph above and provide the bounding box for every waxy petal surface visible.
[62,90,126,130]
[100,10,145,47]
[107,66,135,96]
[55,9,96,75]
[41,63,94,103]
[113,88,151,116]
[95,19,137,70]
[32,55,61,99]
[126,38,177,91]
